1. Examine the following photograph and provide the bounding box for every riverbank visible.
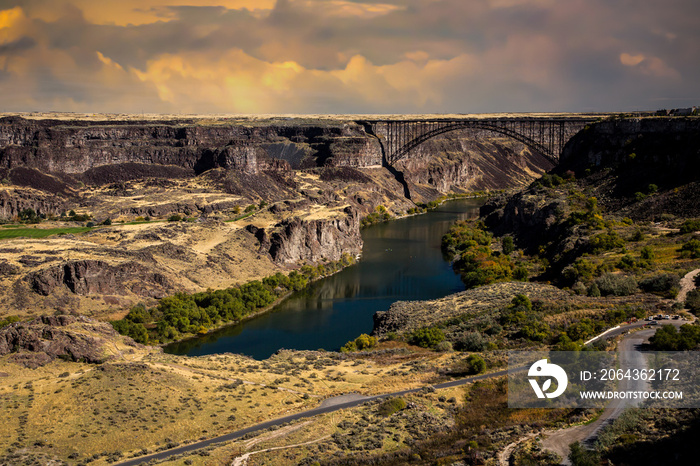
[163,197,486,359]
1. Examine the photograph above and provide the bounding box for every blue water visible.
[164,198,482,359]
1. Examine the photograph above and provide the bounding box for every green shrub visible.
[511,294,532,311]
[566,318,595,341]
[589,230,625,253]
[436,341,453,352]
[520,317,552,342]
[377,397,406,417]
[640,246,655,261]
[409,327,445,348]
[19,208,39,223]
[587,283,601,297]
[512,266,528,281]
[594,273,638,296]
[679,239,700,258]
[679,219,700,234]
[629,229,645,241]
[501,236,514,255]
[639,274,680,298]
[465,354,486,374]
[649,324,700,351]
[111,319,148,344]
[568,441,600,466]
[0,315,21,329]
[456,332,486,351]
[103,218,112,226]
[341,333,377,352]
[686,289,700,314]
[562,258,597,283]
[168,214,182,222]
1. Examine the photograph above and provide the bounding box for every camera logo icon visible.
[528,359,568,399]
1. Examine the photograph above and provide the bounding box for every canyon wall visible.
[0,116,553,318]
[0,117,383,175]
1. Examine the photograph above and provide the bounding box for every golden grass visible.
[0,344,468,465]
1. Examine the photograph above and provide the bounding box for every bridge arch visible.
[361,118,596,166]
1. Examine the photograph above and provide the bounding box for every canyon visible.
[0,115,551,319]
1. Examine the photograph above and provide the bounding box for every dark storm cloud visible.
[0,36,35,55]
[0,0,698,113]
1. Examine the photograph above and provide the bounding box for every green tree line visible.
[112,254,354,345]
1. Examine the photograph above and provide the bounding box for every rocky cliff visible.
[27,260,170,298]
[0,315,140,368]
[265,207,362,264]
[0,116,382,176]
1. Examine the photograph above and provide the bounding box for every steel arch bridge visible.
[360,117,598,166]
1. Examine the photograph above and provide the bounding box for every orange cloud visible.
[620,53,680,79]
[298,0,402,19]
[0,6,23,29]
[620,53,645,67]
[23,1,276,26]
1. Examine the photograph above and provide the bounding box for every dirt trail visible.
[498,432,540,466]
[231,433,331,466]
[677,268,700,304]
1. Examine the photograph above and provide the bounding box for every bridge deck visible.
[360,117,599,165]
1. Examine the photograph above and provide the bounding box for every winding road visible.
[538,268,700,464]
[119,269,700,466]
[116,367,520,466]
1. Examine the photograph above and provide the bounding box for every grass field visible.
[0,226,93,240]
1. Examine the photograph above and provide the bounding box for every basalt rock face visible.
[558,118,700,190]
[557,117,700,219]
[394,132,554,202]
[481,117,700,251]
[27,260,170,298]
[0,315,131,368]
[0,117,382,177]
[0,187,69,219]
[266,207,362,264]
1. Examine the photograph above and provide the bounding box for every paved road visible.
[118,316,696,465]
[540,320,686,465]
[116,367,521,465]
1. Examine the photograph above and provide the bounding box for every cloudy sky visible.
[0,0,698,114]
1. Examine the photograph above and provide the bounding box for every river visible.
[164,198,483,360]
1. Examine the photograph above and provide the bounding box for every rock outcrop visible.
[0,315,134,368]
[27,260,170,298]
[266,207,362,264]
[372,282,569,337]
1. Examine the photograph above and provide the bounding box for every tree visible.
[640,246,655,261]
[501,235,514,255]
[409,327,445,348]
[19,208,38,223]
[686,289,700,314]
[511,294,532,311]
[679,239,700,259]
[465,354,486,374]
[568,441,600,466]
